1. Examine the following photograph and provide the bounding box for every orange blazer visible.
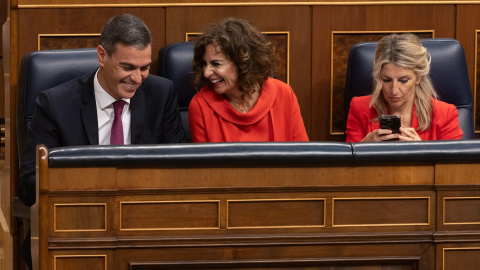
[188,77,309,142]
[346,95,463,143]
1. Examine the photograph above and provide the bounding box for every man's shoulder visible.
[142,74,173,89]
[137,75,174,101]
[42,72,93,98]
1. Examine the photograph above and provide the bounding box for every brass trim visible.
[475,31,479,134]
[37,33,101,50]
[265,31,290,85]
[443,196,480,225]
[19,2,480,9]
[186,32,202,41]
[226,198,326,229]
[186,31,290,84]
[443,247,480,269]
[53,203,107,232]
[54,254,107,270]
[119,200,221,231]
[332,196,431,227]
[330,30,434,136]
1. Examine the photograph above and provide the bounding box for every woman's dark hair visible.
[193,17,275,99]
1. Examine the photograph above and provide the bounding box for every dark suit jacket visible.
[19,71,186,206]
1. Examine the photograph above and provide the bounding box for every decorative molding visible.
[332,196,431,227]
[38,33,100,51]
[119,200,220,231]
[54,254,107,270]
[443,247,480,269]
[53,203,107,232]
[227,198,326,229]
[443,196,480,225]
[18,1,480,9]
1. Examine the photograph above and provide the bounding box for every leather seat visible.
[158,42,198,142]
[15,48,99,267]
[344,38,474,139]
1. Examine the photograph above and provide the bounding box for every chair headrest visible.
[158,42,199,109]
[18,48,98,119]
[17,48,99,155]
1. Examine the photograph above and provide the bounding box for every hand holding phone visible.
[380,115,401,134]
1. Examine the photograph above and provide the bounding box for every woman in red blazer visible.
[346,34,463,143]
[188,18,308,142]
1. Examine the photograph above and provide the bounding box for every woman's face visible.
[380,63,421,112]
[202,44,240,98]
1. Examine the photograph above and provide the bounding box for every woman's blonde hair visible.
[370,33,438,131]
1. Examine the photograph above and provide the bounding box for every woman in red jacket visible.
[346,33,463,143]
[189,17,308,142]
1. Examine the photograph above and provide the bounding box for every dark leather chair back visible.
[158,42,198,142]
[345,38,474,139]
[17,48,99,156]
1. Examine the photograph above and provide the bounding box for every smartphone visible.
[380,115,401,134]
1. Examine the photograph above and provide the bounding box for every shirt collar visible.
[94,69,130,109]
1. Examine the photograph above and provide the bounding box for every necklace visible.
[227,91,259,114]
[229,100,249,113]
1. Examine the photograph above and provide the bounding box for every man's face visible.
[97,43,152,100]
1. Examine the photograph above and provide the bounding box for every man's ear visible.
[97,45,107,67]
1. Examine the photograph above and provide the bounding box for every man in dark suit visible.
[18,13,186,269]
[18,14,186,207]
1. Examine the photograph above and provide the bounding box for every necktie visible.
[110,100,125,145]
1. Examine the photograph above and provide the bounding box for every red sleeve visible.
[188,95,208,143]
[290,89,309,141]
[437,103,463,140]
[345,97,370,143]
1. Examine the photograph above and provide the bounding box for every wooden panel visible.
[48,167,117,191]
[312,4,455,141]
[444,197,480,225]
[115,165,433,190]
[333,197,430,227]
[456,5,480,137]
[38,34,99,50]
[116,243,433,270]
[166,6,312,135]
[18,8,166,76]
[15,0,480,5]
[54,203,106,232]
[443,248,480,270]
[129,258,419,270]
[54,255,106,270]
[437,191,480,232]
[120,200,220,230]
[227,199,325,228]
[435,163,480,185]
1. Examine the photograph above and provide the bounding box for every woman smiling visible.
[188,17,308,142]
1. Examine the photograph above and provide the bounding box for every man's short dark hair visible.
[99,14,152,56]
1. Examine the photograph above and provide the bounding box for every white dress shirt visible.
[94,69,132,145]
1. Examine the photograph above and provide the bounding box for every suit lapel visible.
[130,88,145,144]
[81,73,99,145]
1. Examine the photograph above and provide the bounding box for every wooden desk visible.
[31,143,480,270]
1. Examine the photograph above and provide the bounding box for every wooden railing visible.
[31,141,480,270]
